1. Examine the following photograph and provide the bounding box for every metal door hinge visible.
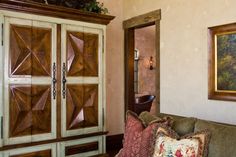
[1,23,3,46]
[102,108,105,127]
[1,116,3,139]
[102,35,104,54]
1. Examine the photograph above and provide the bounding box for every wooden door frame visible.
[123,9,161,115]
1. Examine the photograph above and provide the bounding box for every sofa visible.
[149,112,236,157]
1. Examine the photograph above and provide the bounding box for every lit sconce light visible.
[134,49,139,61]
[149,56,154,70]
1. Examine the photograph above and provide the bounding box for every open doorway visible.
[134,25,156,114]
[123,10,161,116]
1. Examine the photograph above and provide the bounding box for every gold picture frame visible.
[208,23,236,101]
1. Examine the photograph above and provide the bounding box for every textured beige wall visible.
[99,0,124,135]
[123,0,236,125]
[135,26,157,114]
[101,0,236,135]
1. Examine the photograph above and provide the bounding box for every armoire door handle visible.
[52,62,57,100]
[62,63,67,99]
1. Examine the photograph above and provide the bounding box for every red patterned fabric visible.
[117,111,162,157]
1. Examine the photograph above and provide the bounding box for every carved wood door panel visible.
[61,24,104,137]
[3,17,57,145]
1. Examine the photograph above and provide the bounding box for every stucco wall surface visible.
[124,0,236,125]
[100,0,125,135]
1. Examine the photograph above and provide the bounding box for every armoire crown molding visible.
[0,0,115,25]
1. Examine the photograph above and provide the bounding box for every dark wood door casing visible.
[124,28,135,112]
[123,10,161,115]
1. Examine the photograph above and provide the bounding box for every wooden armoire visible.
[0,1,114,156]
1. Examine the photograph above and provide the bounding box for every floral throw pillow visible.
[117,111,171,157]
[152,126,211,157]
[153,133,200,157]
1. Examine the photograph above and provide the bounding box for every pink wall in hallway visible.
[135,25,157,114]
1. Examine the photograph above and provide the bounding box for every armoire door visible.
[3,17,57,145]
[61,24,104,137]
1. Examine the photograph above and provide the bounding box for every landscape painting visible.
[216,32,236,91]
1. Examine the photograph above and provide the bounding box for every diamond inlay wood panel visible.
[9,24,52,76]
[10,150,51,157]
[67,31,98,77]
[66,84,98,130]
[9,85,51,137]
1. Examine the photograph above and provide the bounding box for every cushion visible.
[153,126,211,157]
[195,119,236,157]
[117,111,170,157]
[156,113,197,136]
[153,134,200,157]
[139,111,174,127]
[172,117,197,136]
[139,111,163,126]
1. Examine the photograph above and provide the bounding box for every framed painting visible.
[208,23,236,101]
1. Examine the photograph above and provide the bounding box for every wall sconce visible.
[149,56,154,70]
[134,49,139,61]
